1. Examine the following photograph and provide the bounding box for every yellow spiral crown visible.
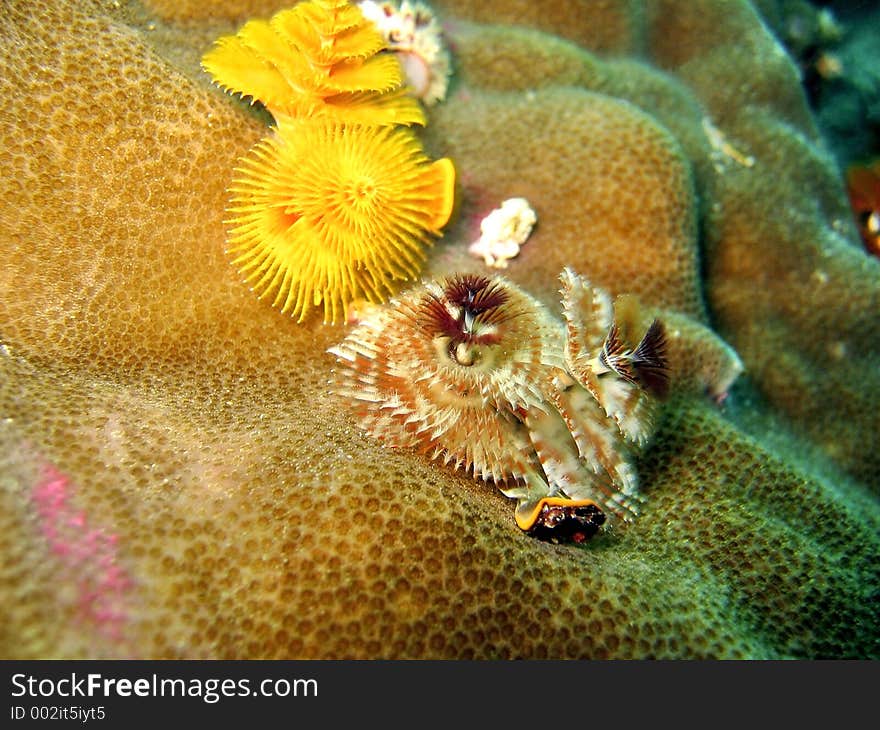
[202,0,455,324]
[202,0,425,126]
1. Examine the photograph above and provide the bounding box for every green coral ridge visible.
[0,0,877,658]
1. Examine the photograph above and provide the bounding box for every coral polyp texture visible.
[329,270,667,536]
[202,0,425,126]
[227,121,455,322]
[1,0,879,658]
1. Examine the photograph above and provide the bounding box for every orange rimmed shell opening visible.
[514,497,602,531]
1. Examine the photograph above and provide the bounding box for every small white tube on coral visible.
[359,1,452,106]
[468,197,537,268]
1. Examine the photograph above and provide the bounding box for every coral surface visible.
[0,0,878,658]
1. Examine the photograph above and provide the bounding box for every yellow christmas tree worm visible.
[227,120,455,323]
[202,0,426,126]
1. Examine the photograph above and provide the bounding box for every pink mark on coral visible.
[31,464,133,643]
[441,21,461,52]
[453,173,497,240]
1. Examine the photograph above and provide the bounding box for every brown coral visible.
[0,0,878,660]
